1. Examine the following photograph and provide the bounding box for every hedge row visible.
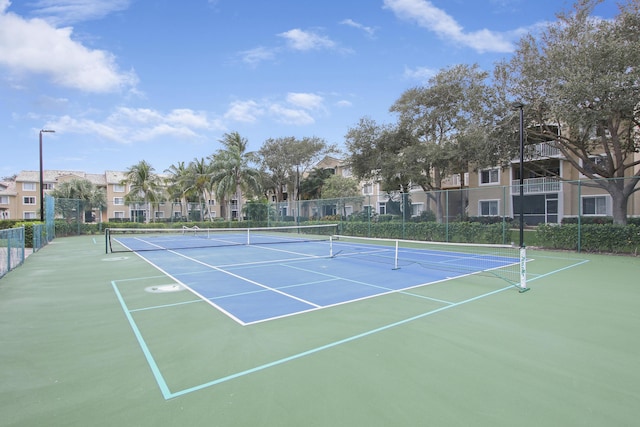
[340,221,510,245]
[536,223,640,254]
[561,216,640,225]
[7,218,639,254]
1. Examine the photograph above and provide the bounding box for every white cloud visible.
[286,92,325,110]
[166,109,211,129]
[0,4,138,93]
[335,100,352,108]
[383,0,514,53]
[223,93,328,127]
[340,19,376,37]
[268,104,315,126]
[278,28,336,51]
[223,100,264,123]
[28,0,130,25]
[403,65,437,82]
[238,46,277,66]
[46,107,221,143]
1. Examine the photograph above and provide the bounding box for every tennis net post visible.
[518,246,529,293]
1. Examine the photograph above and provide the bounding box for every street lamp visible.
[39,129,55,221]
[511,103,525,248]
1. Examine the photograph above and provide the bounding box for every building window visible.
[208,199,216,206]
[43,183,54,190]
[378,202,386,215]
[582,195,609,216]
[22,182,36,191]
[114,197,124,205]
[411,203,424,217]
[114,211,125,219]
[582,155,609,177]
[23,211,37,219]
[23,196,36,205]
[363,183,373,195]
[155,211,165,219]
[479,168,499,185]
[0,196,8,205]
[113,184,125,192]
[479,200,499,216]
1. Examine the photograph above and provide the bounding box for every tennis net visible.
[330,235,528,291]
[105,223,339,253]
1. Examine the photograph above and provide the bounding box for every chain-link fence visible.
[0,226,24,278]
[52,176,639,253]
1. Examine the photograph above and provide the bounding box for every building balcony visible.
[523,142,562,160]
[511,177,561,195]
[441,173,469,188]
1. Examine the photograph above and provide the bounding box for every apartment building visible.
[306,147,639,225]
[467,141,640,224]
[4,145,638,224]
[6,170,227,223]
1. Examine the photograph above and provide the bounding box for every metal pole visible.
[511,103,525,248]
[38,129,55,222]
[39,131,43,221]
[518,106,525,248]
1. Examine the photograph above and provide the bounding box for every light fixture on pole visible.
[511,102,525,248]
[39,129,55,221]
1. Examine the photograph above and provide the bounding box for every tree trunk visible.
[611,195,628,225]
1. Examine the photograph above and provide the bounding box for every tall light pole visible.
[39,129,55,221]
[511,103,525,248]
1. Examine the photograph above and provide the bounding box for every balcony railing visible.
[511,177,561,195]
[524,142,562,159]
[442,173,469,188]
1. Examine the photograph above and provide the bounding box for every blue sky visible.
[0,0,619,177]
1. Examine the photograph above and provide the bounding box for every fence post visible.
[577,180,582,252]
[502,185,507,245]
[445,190,450,242]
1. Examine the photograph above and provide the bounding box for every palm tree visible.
[210,132,261,221]
[299,167,334,200]
[184,158,215,221]
[50,178,106,223]
[164,161,190,220]
[123,160,163,223]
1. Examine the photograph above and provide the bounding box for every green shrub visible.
[561,216,613,225]
[536,223,640,254]
[339,221,509,244]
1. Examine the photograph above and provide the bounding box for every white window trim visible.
[479,168,500,186]
[22,182,36,191]
[580,154,608,178]
[478,199,500,216]
[581,194,611,216]
[411,203,424,217]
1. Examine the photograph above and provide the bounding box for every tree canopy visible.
[50,178,106,223]
[499,0,640,223]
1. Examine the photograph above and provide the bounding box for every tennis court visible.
[109,225,525,325]
[1,232,638,426]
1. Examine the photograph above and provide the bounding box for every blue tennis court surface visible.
[121,235,521,325]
